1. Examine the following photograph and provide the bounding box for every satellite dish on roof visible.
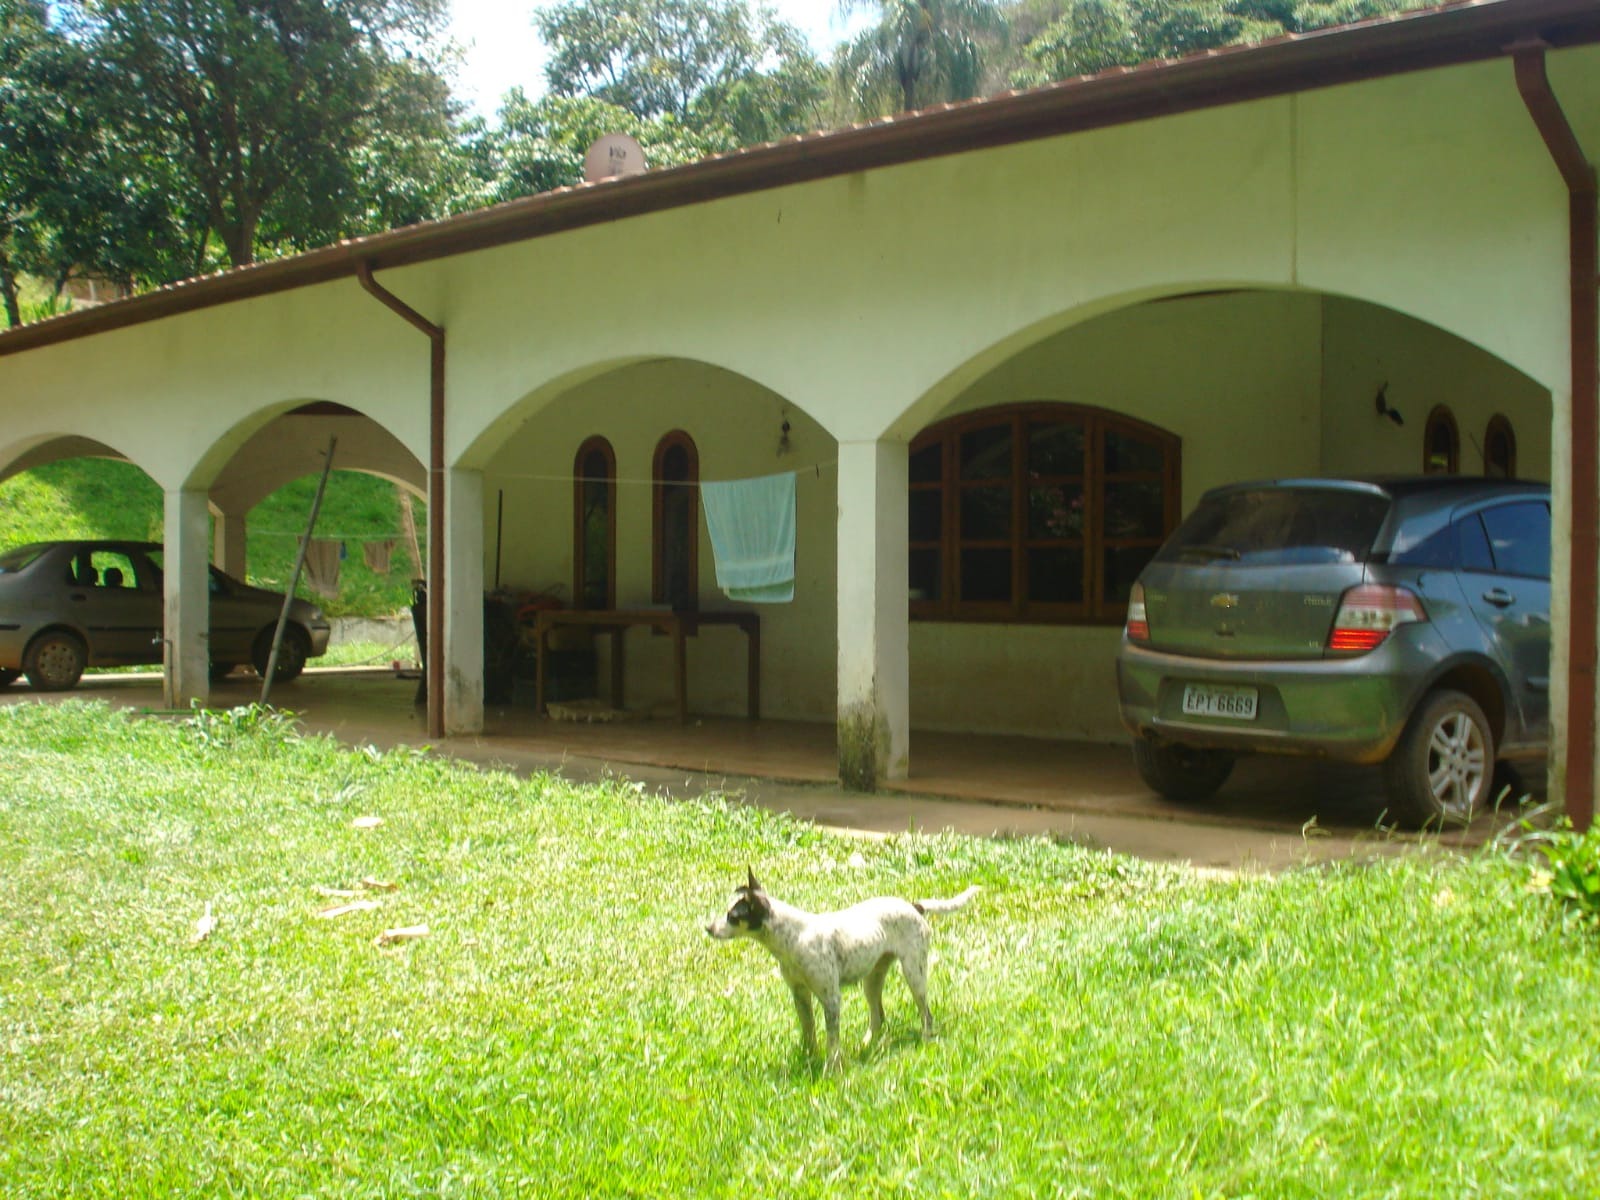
[583,133,647,183]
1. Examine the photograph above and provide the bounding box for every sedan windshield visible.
[0,544,48,574]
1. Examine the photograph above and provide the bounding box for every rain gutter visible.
[1513,42,1597,831]
[357,262,446,741]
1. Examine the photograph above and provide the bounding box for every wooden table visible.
[531,609,760,723]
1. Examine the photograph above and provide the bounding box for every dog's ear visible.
[746,866,762,893]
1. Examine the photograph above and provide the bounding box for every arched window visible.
[1484,414,1517,478]
[909,403,1180,624]
[652,431,699,611]
[1423,406,1459,474]
[573,437,615,610]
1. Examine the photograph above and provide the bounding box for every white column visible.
[835,438,910,789]
[442,466,485,735]
[163,488,211,709]
[213,510,247,579]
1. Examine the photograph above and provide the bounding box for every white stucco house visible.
[1,0,1596,823]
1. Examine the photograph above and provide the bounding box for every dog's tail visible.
[914,885,980,916]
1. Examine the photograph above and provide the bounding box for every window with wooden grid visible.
[908,403,1180,624]
[573,437,615,610]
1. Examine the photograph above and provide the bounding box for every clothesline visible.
[493,460,837,488]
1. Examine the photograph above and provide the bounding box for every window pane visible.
[1028,484,1084,539]
[910,442,942,485]
[960,425,1011,481]
[960,549,1010,603]
[1028,421,1084,475]
[1028,547,1083,604]
[1105,429,1164,474]
[1104,480,1166,539]
[1457,515,1494,573]
[1480,502,1550,579]
[960,486,1011,540]
[909,548,940,601]
[1103,545,1158,606]
[909,490,942,542]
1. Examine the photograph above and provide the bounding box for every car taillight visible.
[1327,584,1427,653]
[1125,582,1150,642]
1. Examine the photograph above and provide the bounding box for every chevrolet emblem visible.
[1210,593,1239,609]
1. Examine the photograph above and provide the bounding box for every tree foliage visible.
[534,0,826,145]
[1011,0,1418,85]
[61,0,458,268]
[833,0,1008,118]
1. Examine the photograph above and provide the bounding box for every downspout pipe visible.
[1513,41,1598,831]
[358,262,446,741]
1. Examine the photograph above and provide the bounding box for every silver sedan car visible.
[0,540,330,691]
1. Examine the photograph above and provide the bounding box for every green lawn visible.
[1,701,1596,1198]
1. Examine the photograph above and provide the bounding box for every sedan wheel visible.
[1131,739,1236,804]
[23,631,88,692]
[252,626,309,683]
[1383,689,1494,828]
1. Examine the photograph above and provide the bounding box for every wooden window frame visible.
[573,436,616,610]
[1423,405,1460,474]
[1483,413,1517,478]
[909,402,1180,625]
[652,430,700,611]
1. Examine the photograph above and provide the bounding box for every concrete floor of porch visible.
[3,667,1537,869]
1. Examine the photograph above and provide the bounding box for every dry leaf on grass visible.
[315,899,382,920]
[191,902,217,944]
[374,924,429,947]
[359,877,399,892]
[351,816,384,830]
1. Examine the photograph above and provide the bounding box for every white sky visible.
[446,1,869,120]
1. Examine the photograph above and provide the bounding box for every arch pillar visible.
[442,466,485,735]
[163,488,211,709]
[836,438,910,789]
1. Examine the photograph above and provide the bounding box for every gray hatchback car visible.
[1116,477,1550,826]
[0,540,331,691]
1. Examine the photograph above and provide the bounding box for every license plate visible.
[1181,683,1259,720]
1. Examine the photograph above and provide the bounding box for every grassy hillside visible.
[0,459,422,617]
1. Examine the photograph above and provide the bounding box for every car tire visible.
[1383,689,1495,828]
[23,631,87,692]
[252,626,309,683]
[1132,739,1236,804]
[0,667,20,689]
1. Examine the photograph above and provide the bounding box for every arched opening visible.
[573,437,616,610]
[1423,406,1460,474]
[1484,414,1517,478]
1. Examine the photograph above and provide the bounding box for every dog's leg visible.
[862,954,893,1049]
[819,984,844,1070]
[789,984,817,1058]
[899,946,935,1038]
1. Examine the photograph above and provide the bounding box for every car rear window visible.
[1155,488,1389,566]
[0,545,48,574]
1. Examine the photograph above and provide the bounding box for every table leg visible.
[673,622,688,722]
[611,628,626,710]
[747,622,761,720]
[535,622,548,715]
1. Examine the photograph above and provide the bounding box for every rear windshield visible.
[1156,488,1389,566]
[0,544,48,574]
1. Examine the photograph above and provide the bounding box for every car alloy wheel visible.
[1384,689,1493,828]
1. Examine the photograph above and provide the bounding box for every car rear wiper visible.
[1174,544,1241,561]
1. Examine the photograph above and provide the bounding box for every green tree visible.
[63,0,457,268]
[1011,0,1419,87]
[470,91,726,203]
[534,0,825,143]
[834,0,1007,118]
